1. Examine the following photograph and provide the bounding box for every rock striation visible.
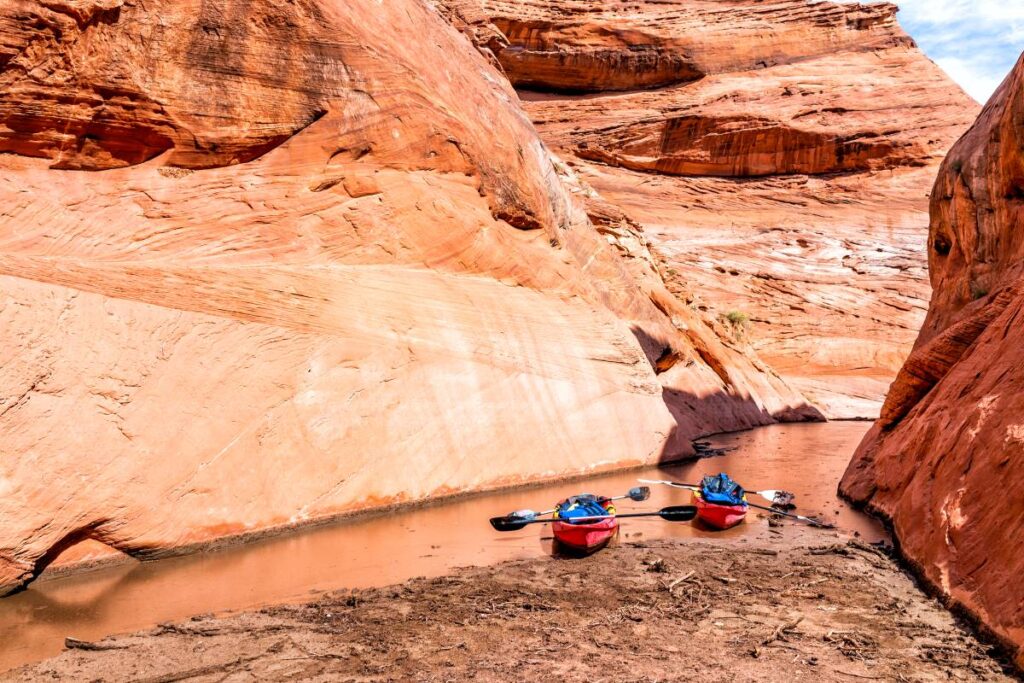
[0,0,818,593]
[437,0,979,418]
[439,0,914,94]
[842,53,1024,667]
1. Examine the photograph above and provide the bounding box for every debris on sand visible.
[693,440,739,458]
[12,534,1015,682]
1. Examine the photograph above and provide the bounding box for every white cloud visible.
[933,56,1008,104]
[889,0,1024,24]
[834,0,1024,103]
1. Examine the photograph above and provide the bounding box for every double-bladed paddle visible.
[501,486,650,525]
[638,479,792,506]
[744,501,835,528]
[489,505,698,532]
[639,479,834,529]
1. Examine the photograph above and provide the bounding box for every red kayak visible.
[552,498,618,553]
[693,490,747,530]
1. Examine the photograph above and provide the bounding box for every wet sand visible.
[0,422,884,671]
[7,528,1015,682]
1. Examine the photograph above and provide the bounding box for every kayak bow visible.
[552,495,618,554]
[693,489,748,530]
[551,515,618,554]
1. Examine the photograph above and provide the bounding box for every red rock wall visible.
[576,115,918,178]
[841,53,1024,667]
[0,0,818,593]
[440,0,913,93]
[437,0,979,418]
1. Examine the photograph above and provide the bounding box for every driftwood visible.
[64,636,129,651]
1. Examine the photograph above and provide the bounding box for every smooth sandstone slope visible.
[0,0,818,593]
[436,0,979,418]
[841,53,1024,667]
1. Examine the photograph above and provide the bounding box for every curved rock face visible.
[439,0,913,93]
[0,0,332,170]
[0,0,820,593]
[437,0,979,418]
[841,54,1024,667]
[576,115,918,178]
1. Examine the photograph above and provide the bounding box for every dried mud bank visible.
[8,530,1016,682]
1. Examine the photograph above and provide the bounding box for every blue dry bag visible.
[700,473,746,506]
[556,494,609,524]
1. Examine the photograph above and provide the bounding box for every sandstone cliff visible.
[841,53,1024,666]
[437,0,979,418]
[0,0,818,593]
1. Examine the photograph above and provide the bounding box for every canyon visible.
[842,53,1024,668]
[0,1,997,664]
[438,0,979,418]
[0,0,820,595]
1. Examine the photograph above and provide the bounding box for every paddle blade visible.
[658,505,698,522]
[756,489,796,508]
[489,516,530,532]
[628,486,651,502]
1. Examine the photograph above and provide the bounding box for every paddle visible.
[489,505,698,532]
[639,479,833,528]
[638,479,793,507]
[745,501,835,529]
[501,486,651,524]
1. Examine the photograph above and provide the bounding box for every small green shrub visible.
[725,310,749,325]
[720,310,751,342]
[951,159,964,174]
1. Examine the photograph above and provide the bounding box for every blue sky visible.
[867,0,1024,103]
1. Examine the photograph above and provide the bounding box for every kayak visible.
[693,490,747,530]
[552,497,618,553]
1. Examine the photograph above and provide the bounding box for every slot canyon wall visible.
[842,54,1024,667]
[436,0,979,418]
[0,0,821,592]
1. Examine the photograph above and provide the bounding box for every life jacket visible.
[554,494,614,524]
[700,473,746,507]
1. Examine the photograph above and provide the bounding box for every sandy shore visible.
[6,528,1015,682]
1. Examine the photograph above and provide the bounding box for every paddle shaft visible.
[517,490,643,520]
[490,505,697,531]
[511,510,681,526]
[744,501,833,528]
[639,479,783,505]
[639,479,831,527]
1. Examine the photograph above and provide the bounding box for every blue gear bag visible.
[700,473,746,506]
[556,494,609,524]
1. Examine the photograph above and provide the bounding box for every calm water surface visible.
[0,421,882,671]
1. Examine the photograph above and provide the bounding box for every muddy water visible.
[0,422,882,671]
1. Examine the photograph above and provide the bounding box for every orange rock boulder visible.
[841,53,1024,667]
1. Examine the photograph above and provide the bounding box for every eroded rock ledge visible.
[576,115,921,177]
[436,0,913,93]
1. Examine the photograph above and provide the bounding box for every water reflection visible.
[0,421,880,671]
